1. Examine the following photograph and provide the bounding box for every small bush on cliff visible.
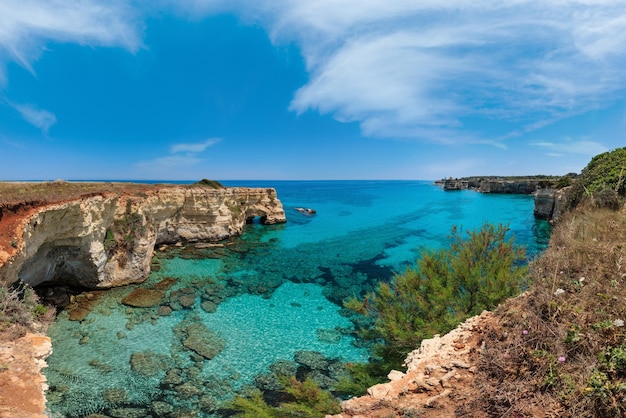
[346,223,528,368]
[0,282,47,338]
[194,179,224,188]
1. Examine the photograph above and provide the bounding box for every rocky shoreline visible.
[0,183,286,417]
[435,177,568,221]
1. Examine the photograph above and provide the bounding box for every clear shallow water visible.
[44,181,550,417]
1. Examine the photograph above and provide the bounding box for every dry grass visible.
[474,204,626,417]
[0,181,172,206]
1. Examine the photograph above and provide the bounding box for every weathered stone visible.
[200,300,217,313]
[153,277,177,290]
[175,382,202,399]
[129,351,167,376]
[109,408,148,418]
[103,388,127,404]
[158,305,173,316]
[68,307,90,321]
[294,350,329,370]
[178,294,196,308]
[151,401,174,416]
[182,323,226,360]
[121,288,165,308]
[367,383,391,399]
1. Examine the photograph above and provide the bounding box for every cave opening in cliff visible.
[18,244,100,290]
[246,215,267,224]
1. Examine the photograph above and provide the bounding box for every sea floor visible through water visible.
[43,181,551,417]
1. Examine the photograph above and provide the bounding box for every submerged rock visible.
[294,350,329,370]
[129,350,168,376]
[200,300,217,313]
[182,323,226,360]
[121,288,165,308]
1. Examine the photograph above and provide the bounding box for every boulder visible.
[182,323,226,360]
[122,289,165,308]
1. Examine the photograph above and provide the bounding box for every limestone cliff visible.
[0,186,286,289]
[534,187,568,221]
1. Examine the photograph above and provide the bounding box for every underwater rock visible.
[199,395,218,412]
[102,388,127,404]
[305,370,338,389]
[158,305,173,316]
[178,294,196,308]
[129,350,168,376]
[109,408,148,418]
[153,277,177,290]
[162,368,184,386]
[316,328,342,343]
[151,401,174,416]
[67,306,90,321]
[200,300,217,313]
[182,323,226,360]
[175,382,202,399]
[270,359,298,376]
[121,288,165,308]
[294,350,329,371]
[254,373,284,391]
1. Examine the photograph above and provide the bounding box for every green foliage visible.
[567,147,626,209]
[106,200,145,258]
[194,179,224,188]
[229,390,276,418]
[228,378,341,418]
[334,362,389,397]
[347,223,528,367]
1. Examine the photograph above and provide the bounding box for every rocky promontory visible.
[0,182,286,289]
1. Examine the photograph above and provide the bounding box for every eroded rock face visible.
[534,187,568,221]
[0,186,286,289]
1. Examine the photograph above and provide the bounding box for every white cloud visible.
[135,138,222,172]
[210,1,626,142]
[135,154,203,170]
[170,138,220,153]
[11,103,57,133]
[531,139,609,156]
[0,0,143,82]
[4,1,626,146]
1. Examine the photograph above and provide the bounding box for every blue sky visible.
[1,1,625,180]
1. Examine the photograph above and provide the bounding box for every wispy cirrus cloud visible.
[4,1,626,148]
[0,0,143,83]
[174,1,626,144]
[135,138,221,171]
[10,102,57,134]
[531,139,609,157]
[170,138,220,154]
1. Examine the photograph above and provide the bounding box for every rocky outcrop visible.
[534,187,568,221]
[0,186,285,289]
[0,333,52,418]
[330,312,492,418]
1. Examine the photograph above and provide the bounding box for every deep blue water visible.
[44,181,550,417]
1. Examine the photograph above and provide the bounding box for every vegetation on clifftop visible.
[343,223,529,391]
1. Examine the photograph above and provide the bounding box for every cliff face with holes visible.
[0,186,285,289]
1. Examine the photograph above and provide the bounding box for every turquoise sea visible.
[43,181,550,417]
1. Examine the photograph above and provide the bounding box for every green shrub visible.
[566,147,626,210]
[194,179,224,188]
[346,223,528,368]
[228,377,341,417]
